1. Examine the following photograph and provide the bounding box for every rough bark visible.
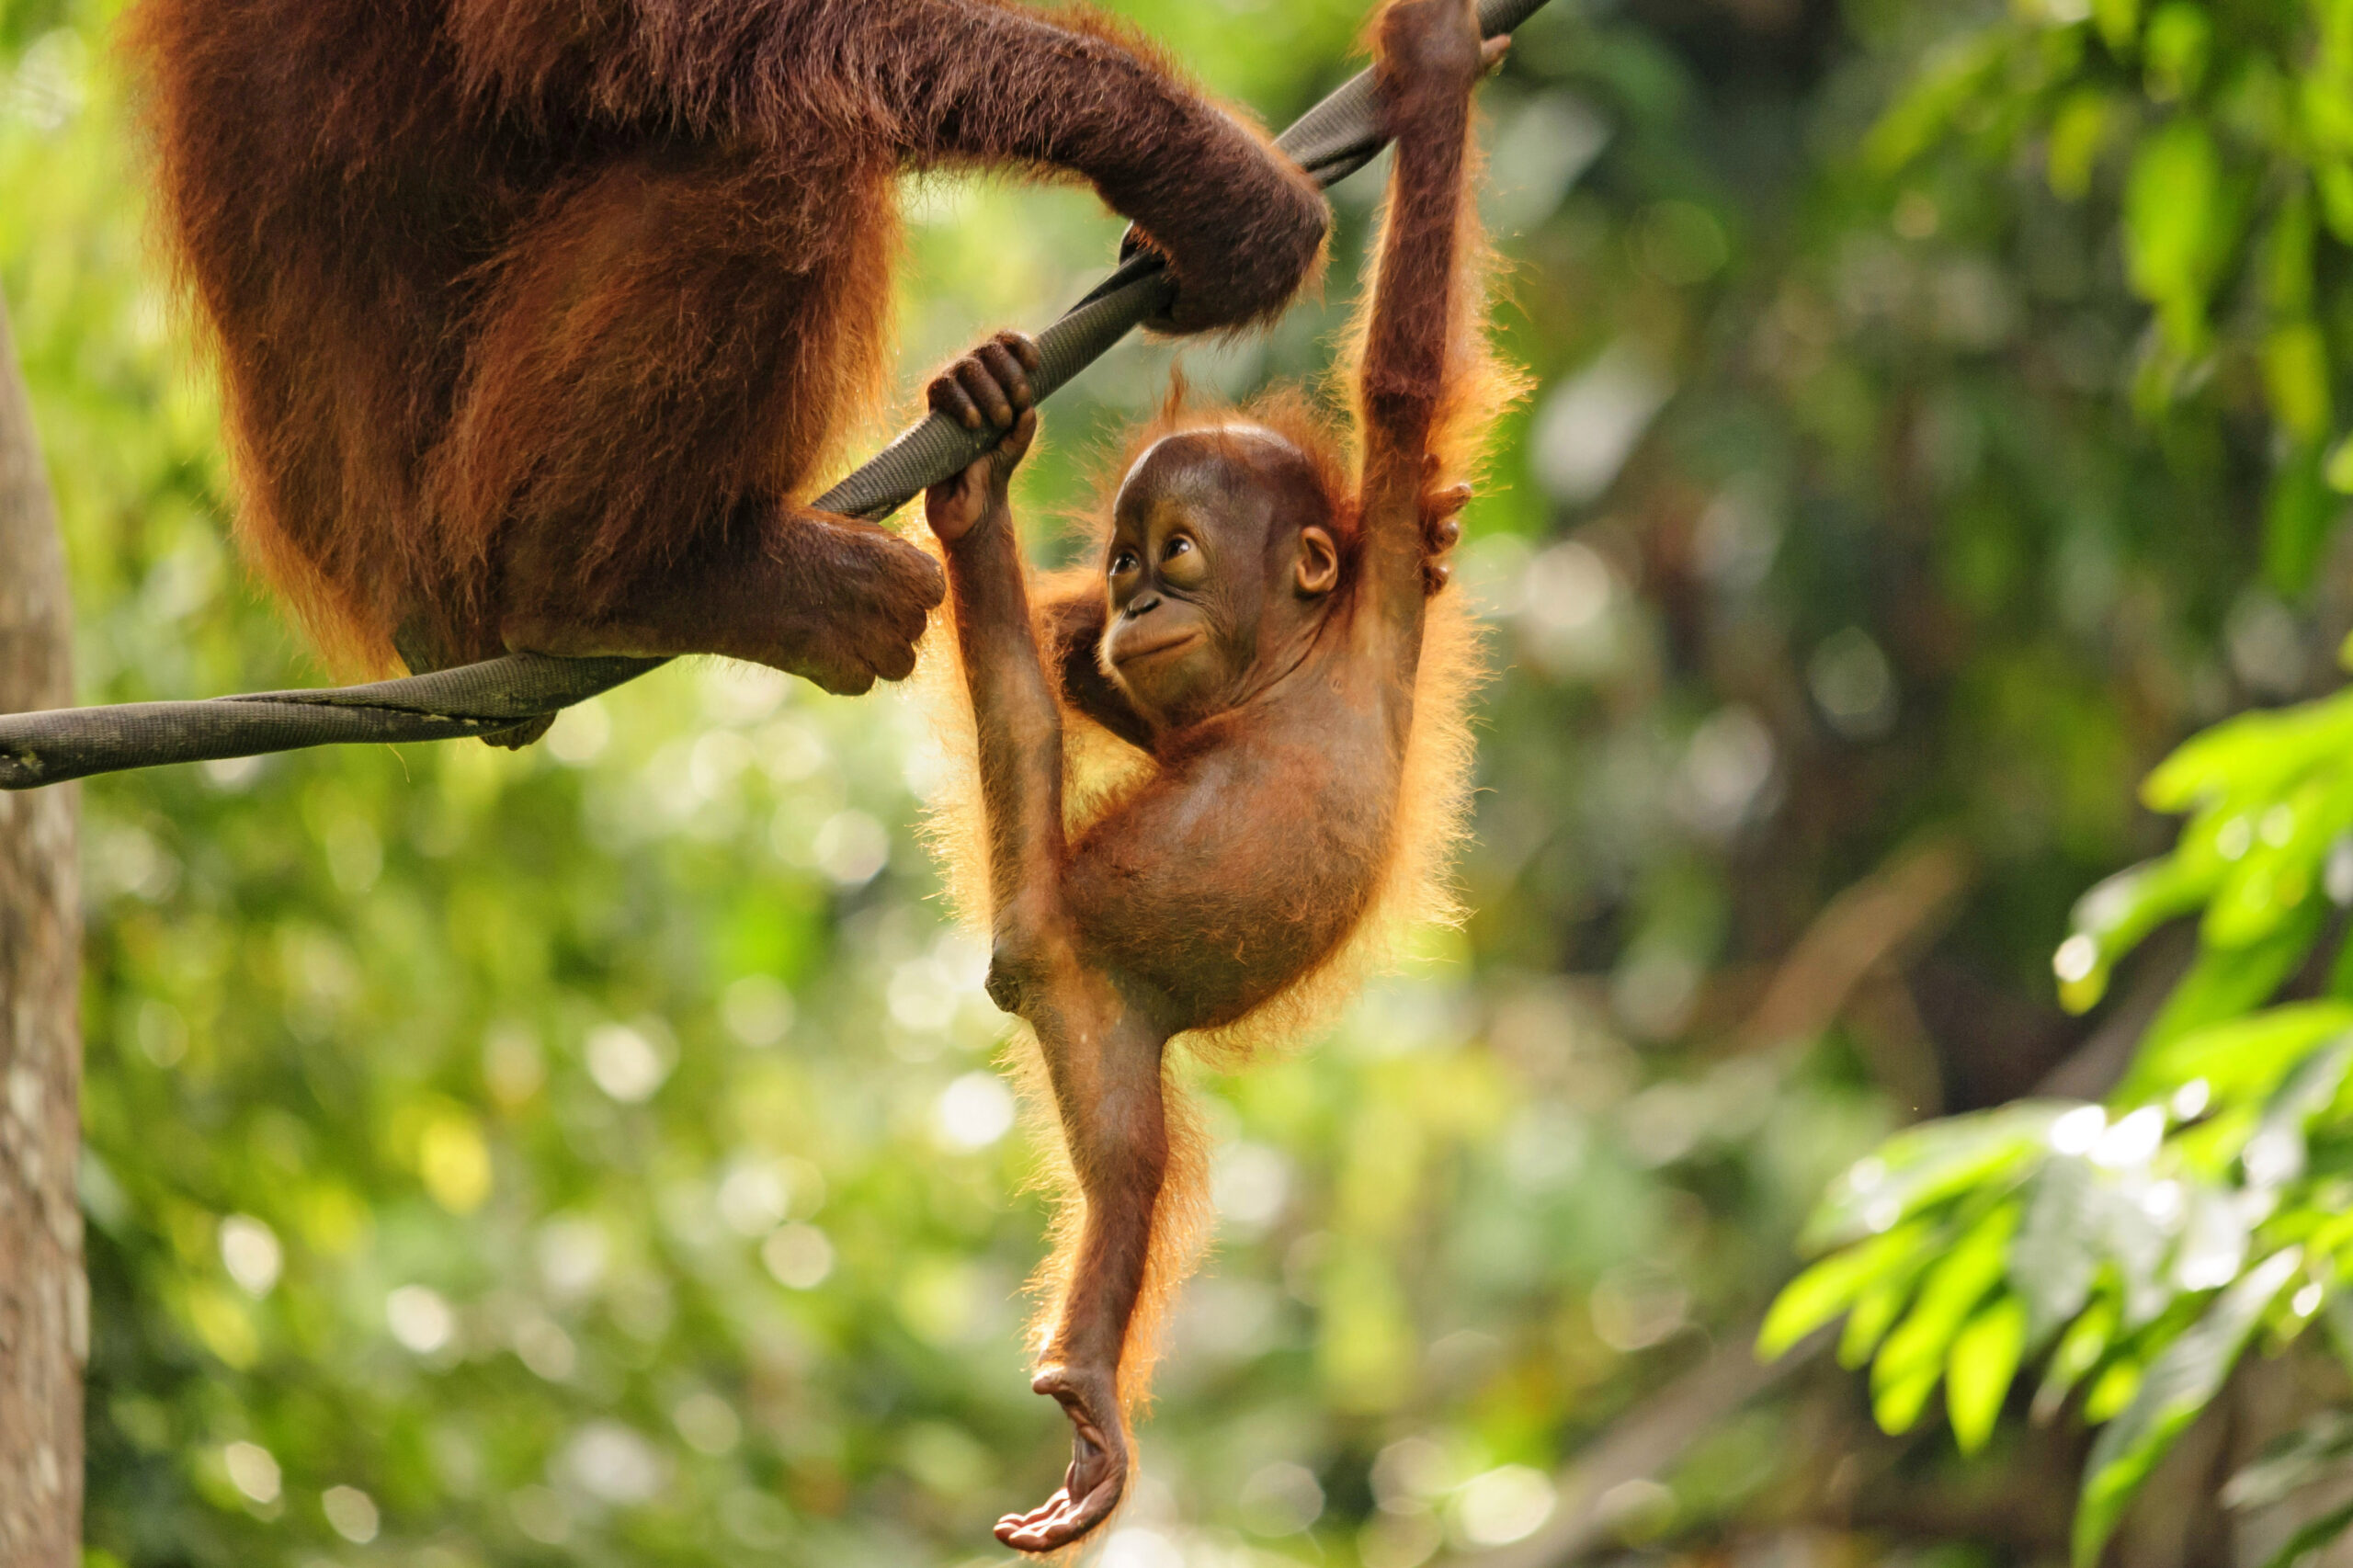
[0,294,85,1565]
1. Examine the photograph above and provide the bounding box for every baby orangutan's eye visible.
[1163,537,1192,562]
[1109,550,1139,577]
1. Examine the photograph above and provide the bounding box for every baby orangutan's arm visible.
[924,336,1064,931]
[926,337,1175,1555]
[1357,0,1500,637]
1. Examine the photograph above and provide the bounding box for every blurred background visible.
[8,0,2353,1562]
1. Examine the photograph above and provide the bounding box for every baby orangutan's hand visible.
[1423,479,1472,594]
[1378,0,1491,98]
[925,331,1040,546]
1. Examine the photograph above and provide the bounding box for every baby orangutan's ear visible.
[1294,524,1340,598]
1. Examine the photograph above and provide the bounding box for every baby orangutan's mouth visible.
[1113,627,1203,665]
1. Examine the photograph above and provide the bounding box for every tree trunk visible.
[0,295,85,1565]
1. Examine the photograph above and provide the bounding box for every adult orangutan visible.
[124,0,1328,714]
[919,0,1515,1547]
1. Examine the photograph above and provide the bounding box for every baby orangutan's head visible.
[1098,426,1343,732]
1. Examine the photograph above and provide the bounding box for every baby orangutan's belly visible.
[1074,761,1394,1031]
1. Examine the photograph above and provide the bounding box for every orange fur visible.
[119,0,1329,678]
[917,194,1521,1411]
[910,21,1520,1541]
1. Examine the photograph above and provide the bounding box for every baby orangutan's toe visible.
[997,1365,1126,1554]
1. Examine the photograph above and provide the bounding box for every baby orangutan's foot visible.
[996,1364,1127,1554]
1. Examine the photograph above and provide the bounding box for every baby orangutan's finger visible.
[1426,481,1473,517]
[956,357,1017,429]
[1482,34,1512,72]
[976,338,1034,413]
[995,328,1043,376]
[1424,482,1472,555]
[927,371,983,430]
[995,407,1038,467]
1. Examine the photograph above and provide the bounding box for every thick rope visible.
[0,0,1550,790]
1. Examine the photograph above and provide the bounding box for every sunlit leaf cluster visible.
[1772,662,2353,1562]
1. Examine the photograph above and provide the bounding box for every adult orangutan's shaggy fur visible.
[123,0,1328,690]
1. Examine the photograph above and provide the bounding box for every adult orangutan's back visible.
[126,0,1331,704]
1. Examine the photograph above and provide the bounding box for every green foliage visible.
[2075,1248,2305,1562]
[1864,0,2353,596]
[1770,6,2353,1545]
[25,0,2353,1556]
[1771,658,2353,1562]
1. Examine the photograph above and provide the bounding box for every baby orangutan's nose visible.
[1127,593,1163,617]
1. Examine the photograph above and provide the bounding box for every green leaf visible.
[2269,187,2319,315]
[2142,3,2210,101]
[2138,906,2334,1062]
[2326,436,2353,495]
[1841,1275,1914,1369]
[1864,35,2006,175]
[2012,1153,2100,1336]
[1757,1220,1934,1360]
[2124,118,2222,352]
[1871,1357,1943,1437]
[2308,49,2353,156]
[2074,1248,2306,1566]
[2325,1286,2353,1381]
[2205,778,2353,953]
[2141,691,2353,813]
[1803,1105,2061,1250]
[2247,1037,2353,1188]
[2034,1294,2120,1422]
[2264,442,2335,595]
[2119,1004,2353,1107]
[2047,89,2112,200]
[2267,334,2333,447]
[1947,1296,2029,1453]
[2058,858,2215,1011]
[2093,0,2137,52]
[1870,1206,2018,1434]
[2085,1357,2144,1421]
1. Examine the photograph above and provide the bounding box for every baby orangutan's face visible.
[1100,427,1340,733]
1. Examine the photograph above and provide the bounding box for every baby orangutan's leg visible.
[499,500,944,696]
[997,991,1172,1554]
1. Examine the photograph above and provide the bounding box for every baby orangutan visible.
[920,0,1513,1550]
